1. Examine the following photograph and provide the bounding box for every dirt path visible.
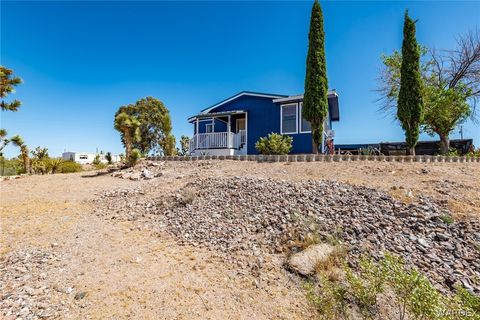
[1,171,313,319]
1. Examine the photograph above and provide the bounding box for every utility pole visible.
[459,126,464,140]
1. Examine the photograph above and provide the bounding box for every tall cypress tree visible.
[303,0,328,154]
[397,11,424,156]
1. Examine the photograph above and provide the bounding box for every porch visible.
[188,110,247,156]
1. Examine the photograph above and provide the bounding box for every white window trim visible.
[299,102,312,133]
[205,123,214,133]
[280,103,298,134]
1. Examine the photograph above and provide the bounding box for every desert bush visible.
[94,162,107,170]
[440,214,454,225]
[443,286,480,320]
[383,253,445,320]
[344,255,389,317]
[305,277,349,320]
[46,158,64,174]
[92,154,101,165]
[178,188,196,206]
[446,148,460,156]
[0,157,22,176]
[255,133,292,155]
[314,245,348,282]
[58,161,82,173]
[30,158,48,174]
[302,251,478,320]
[466,147,480,158]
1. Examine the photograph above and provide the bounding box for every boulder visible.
[287,243,334,276]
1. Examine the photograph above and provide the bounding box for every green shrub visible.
[94,162,107,170]
[466,148,480,159]
[46,158,64,174]
[446,148,459,156]
[0,157,22,176]
[255,133,293,155]
[92,154,101,165]
[344,255,389,317]
[443,286,480,320]
[305,277,348,320]
[58,161,82,173]
[440,214,454,225]
[383,253,444,320]
[31,158,48,174]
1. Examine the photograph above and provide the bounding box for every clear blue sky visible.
[1,1,479,157]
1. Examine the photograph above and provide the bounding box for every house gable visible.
[200,91,287,114]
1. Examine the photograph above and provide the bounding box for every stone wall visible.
[149,154,480,163]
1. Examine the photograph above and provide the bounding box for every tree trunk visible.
[407,147,416,156]
[124,130,132,161]
[439,133,450,155]
[312,140,319,154]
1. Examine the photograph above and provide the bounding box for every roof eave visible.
[200,91,287,114]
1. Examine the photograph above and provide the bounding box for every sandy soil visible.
[1,161,479,319]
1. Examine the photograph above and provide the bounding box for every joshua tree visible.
[114,112,141,164]
[303,0,329,154]
[0,66,22,112]
[179,135,190,156]
[397,11,424,156]
[115,97,176,156]
[10,135,29,173]
[105,152,112,164]
[0,129,9,154]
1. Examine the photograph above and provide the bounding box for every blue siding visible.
[195,119,214,134]
[192,94,339,154]
[211,95,313,154]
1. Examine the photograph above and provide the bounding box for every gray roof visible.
[188,110,246,122]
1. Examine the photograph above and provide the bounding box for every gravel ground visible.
[95,175,480,295]
[1,160,479,319]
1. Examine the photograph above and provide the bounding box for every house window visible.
[281,103,297,134]
[205,124,213,133]
[299,102,312,132]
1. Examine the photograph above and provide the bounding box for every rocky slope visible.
[94,176,480,295]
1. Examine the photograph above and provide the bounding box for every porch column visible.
[196,119,199,149]
[227,115,231,148]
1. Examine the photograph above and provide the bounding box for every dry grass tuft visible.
[314,245,348,282]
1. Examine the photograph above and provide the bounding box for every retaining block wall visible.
[149,155,480,163]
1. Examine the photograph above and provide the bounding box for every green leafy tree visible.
[10,135,29,173]
[179,135,190,156]
[423,86,471,153]
[0,66,22,112]
[255,133,293,155]
[378,30,479,154]
[303,0,329,154]
[114,112,141,165]
[397,11,424,156]
[115,97,176,156]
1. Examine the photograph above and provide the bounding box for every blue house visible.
[188,91,340,155]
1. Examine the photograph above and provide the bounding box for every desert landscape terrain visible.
[1,160,479,319]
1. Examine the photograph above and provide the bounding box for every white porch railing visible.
[189,131,246,153]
